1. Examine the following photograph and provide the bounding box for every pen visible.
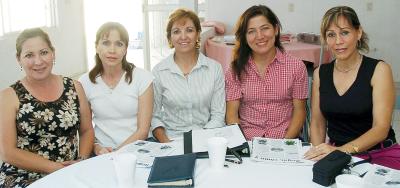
[225,158,241,164]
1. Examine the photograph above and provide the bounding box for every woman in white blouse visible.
[151,8,226,142]
[79,22,153,155]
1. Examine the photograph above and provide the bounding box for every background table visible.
[205,39,332,72]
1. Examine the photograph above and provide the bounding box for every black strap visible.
[347,152,372,169]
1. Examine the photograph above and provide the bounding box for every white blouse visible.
[79,68,153,148]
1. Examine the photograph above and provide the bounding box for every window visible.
[0,0,57,36]
[143,0,206,70]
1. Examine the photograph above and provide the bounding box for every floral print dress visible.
[0,77,80,188]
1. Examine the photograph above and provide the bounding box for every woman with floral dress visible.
[0,28,94,187]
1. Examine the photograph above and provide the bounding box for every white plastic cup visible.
[207,137,228,169]
[335,174,365,188]
[113,152,137,187]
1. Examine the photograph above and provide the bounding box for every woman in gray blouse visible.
[151,8,226,142]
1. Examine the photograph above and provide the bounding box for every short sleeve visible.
[78,73,92,98]
[292,61,308,99]
[135,68,154,96]
[225,67,242,101]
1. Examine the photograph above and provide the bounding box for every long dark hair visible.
[232,5,283,80]
[89,22,135,84]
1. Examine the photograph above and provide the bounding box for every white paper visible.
[117,140,175,167]
[363,164,400,187]
[192,125,247,153]
[250,137,313,166]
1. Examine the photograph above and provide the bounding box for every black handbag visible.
[312,150,352,186]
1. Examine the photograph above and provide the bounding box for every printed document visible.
[118,140,175,167]
[251,137,313,165]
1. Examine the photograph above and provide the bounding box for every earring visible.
[20,66,22,71]
[195,38,201,49]
[53,60,56,65]
[168,40,174,48]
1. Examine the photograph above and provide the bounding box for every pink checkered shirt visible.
[225,49,308,140]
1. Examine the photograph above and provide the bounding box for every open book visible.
[251,137,313,165]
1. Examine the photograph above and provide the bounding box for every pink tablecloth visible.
[205,39,332,72]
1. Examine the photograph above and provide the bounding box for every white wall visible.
[0,0,87,90]
[206,0,400,82]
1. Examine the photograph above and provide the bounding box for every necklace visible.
[334,55,362,73]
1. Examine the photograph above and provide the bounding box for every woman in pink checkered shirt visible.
[225,5,308,140]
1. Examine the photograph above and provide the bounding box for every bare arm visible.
[285,99,306,139]
[337,61,395,153]
[74,81,94,158]
[226,100,240,125]
[117,84,153,149]
[304,67,330,160]
[0,88,63,173]
[309,67,327,145]
[152,127,170,143]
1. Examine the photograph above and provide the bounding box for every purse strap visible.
[346,151,372,169]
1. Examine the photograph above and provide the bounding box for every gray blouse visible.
[151,53,226,138]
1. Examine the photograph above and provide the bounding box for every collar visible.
[158,52,209,74]
[248,48,286,68]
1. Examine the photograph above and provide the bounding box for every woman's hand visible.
[303,143,337,161]
[94,144,113,155]
[60,160,79,167]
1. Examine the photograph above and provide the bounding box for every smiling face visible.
[170,18,199,54]
[18,36,54,81]
[325,16,362,61]
[96,29,127,68]
[245,15,278,57]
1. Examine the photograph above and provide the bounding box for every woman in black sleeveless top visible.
[0,28,94,187]
[304,6,399,169]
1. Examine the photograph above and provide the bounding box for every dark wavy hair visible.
[89,22,135,84]
[232,5,283,80]
[321,6,369,53]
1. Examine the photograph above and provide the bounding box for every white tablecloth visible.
[28,140,348,188]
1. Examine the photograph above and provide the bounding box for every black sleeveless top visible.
[319,55,396,148]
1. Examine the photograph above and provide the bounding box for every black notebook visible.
[147,153,197,187]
